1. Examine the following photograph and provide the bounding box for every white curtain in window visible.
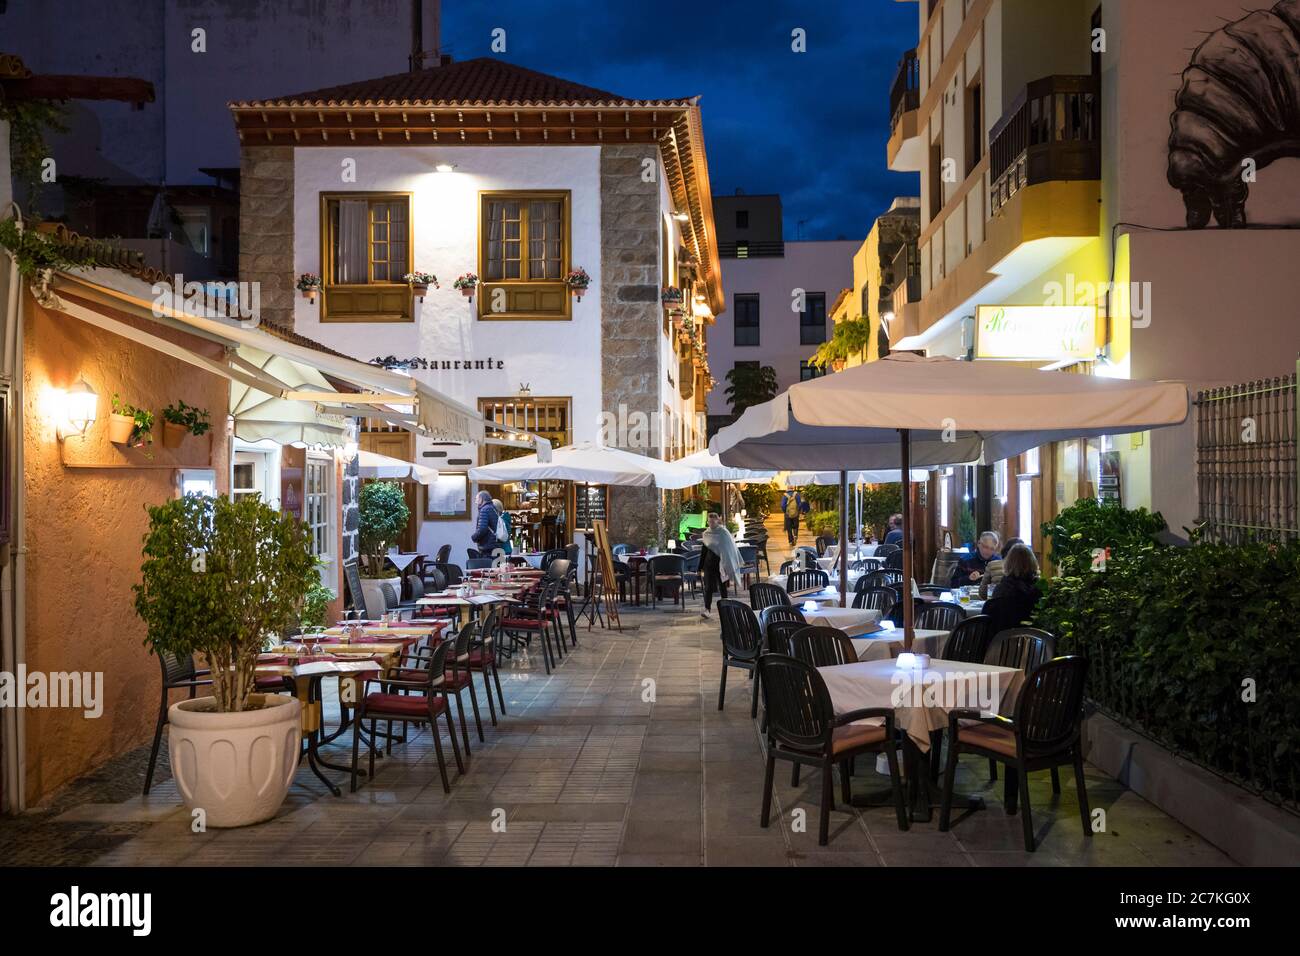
[334,199,368,284]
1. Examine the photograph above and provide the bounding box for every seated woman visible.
[977,536,1023,599]
[981,544,1041,636]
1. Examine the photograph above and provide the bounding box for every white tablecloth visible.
[816,658,1025,750]
[803,606,882,637]
[849,628,951,662]
[767,571,861,591]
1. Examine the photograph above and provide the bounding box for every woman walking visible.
[699,512,742,618]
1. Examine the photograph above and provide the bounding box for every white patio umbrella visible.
[355,449,439,485]
[779,469,929,485]
[676,448,777,527]
[712,352,1189,634]
[468,441,703,489]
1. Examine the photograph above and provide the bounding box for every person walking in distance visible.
[780,486,809,546]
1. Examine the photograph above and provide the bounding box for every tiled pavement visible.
[0,604,1233,867]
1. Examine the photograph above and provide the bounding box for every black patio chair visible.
[883,549,905,571]
[647,554,687,609]
[749,582,791,613]
[940,655,1090,852]
[942,614,996,663]
[917,601,966,633]
[983,627,1058,786]
[788,625,856,668]
[757,653,908,845]
[758,604,806,642]
[786,568,830,595]
[716,599,763,715]
[144,651,217,795]
[852,586,897,614]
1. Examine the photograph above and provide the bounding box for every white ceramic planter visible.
[168,693,301,828]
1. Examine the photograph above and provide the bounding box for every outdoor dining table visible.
[849,627,950,661]
[800,601,882,637]
[416,590,520,627]
[767,571,862,591]
[255,654,386,796]
[816,657,1025,820]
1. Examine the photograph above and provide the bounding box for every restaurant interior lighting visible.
[58,377,98,439]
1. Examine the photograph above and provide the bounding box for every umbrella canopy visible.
[711,352,1189,469]
[356,449,439,485]
[675,449,777,482]
[468,442,703,489]
[779,469,930,485]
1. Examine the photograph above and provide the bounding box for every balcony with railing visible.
[887,242,921,310]
[887,50,924,172]
[989,75,1100,215]
[889,50,920,135]
[718,240,784,259]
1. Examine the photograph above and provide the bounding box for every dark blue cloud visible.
[441,0,919,240]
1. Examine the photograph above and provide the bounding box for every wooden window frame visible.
[477,190,573,321]
[319,191,414,323]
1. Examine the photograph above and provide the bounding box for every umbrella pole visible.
[839,470,848,608]
[721,480,728,525]
[900,430,914,650]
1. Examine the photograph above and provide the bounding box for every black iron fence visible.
[1195,369,1298,544]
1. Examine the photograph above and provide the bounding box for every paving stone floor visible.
[0,604,1233,867]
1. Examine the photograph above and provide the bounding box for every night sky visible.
[441,0,919,241]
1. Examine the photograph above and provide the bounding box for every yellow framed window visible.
[320,192,412,321]
[479,191,570,320]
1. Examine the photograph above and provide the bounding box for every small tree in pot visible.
[357,480,410,616]
[133,494,317,825]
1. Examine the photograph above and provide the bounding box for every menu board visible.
[1099,451,1122,505]
[575,484,608,530]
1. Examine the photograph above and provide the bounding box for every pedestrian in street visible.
[491,497,513,555]
[699,511,742,617]
[780,487,809,546]
[470,490,498,557]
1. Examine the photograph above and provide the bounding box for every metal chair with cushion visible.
[716,599,764,715]
[940,655,1091,852]
[757,653,908,845]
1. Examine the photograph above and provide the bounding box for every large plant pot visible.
[107,413,134,444]
[168,693,301,828]
[161,420,188,449]
[359,575,401,618]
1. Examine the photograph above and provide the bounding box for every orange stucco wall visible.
[21,289,231,805]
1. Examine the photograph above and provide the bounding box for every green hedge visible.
[1036,538,1300,807]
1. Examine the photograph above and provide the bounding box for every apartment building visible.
[887,0,1300,557]
[706,192,856,432]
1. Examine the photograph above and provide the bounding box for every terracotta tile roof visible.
[36,223,169,284]
[231,57,695,109]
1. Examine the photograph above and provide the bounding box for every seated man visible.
[883,514,903,547]
[950,530,1000,588]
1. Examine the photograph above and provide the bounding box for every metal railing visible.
[1195,369,1298,544]
[989,75,1100,214]
[889,50,920,134]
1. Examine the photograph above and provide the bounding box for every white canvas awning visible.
[230,344,350,447]
[674,449,777,482]
[355,449,439,485]
[469,442,703,489]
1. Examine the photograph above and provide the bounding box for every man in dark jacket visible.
[883,514,903,546]
[950,531,1000,587]
[470,490,498,556]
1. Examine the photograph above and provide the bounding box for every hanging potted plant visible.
[404,270,439,301]
[161,400,211,449]
[454,272,479,300]
[661,286,684,311]
[110,394,154,449]
[296,273,321,302]
[565,267,591,302]
[134,494,318,828]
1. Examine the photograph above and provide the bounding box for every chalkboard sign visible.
[574,484,608,530]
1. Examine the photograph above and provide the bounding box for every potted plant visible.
[160,400,211,449]
[565,267,591,302]
[661,286,684,310]
[454,272,479,299]
[133,494,318,827]
[296,273,321,302]
[110,394,153,449]
[358,480,411,616]
[403,270,438,300]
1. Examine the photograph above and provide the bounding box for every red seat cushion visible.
[442,670,473,688]
[363,692,446,719]
[502,617,543,629]
[391,668,428,682]
[467,650,494,667]
[255,675,288,690]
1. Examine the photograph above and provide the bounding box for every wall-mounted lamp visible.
[435,163,458,173]
[58,377,98,439]
[671,211,689,222]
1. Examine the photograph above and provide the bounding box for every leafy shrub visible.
[806,509,840,537]
[359,481,410,577]
[740,482,778,520]
[1042,497,1167,573]
[860,483,902,541]
[1036,539,1300,806]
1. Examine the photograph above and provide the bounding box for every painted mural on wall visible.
[1168,0,1300,228]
